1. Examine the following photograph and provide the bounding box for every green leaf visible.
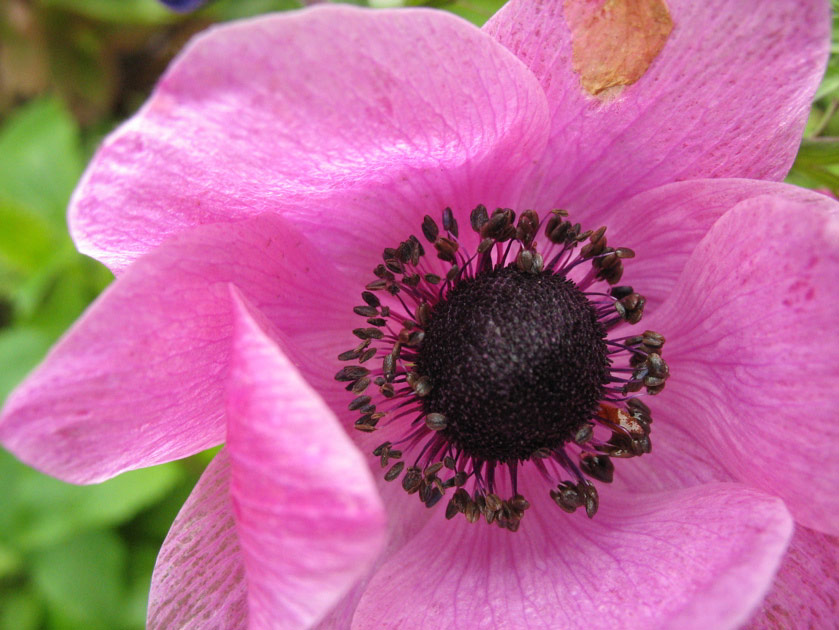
[0,587,43,630]
[814,54,839,101]
[30,530,127,630]
[39,0,174,24]
[794,138,839,166]
[121,542,163,630]
[814,73,839,101]
[0,541,24,579]
[0,98,84,226]
[787,162,839,191]
[0,327,52,403]
[0,449,183,551]
[0,200,58,274]
[20,253,112,339]
[0,100,104,328]
[203,0,302,20]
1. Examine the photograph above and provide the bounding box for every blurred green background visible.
[0,0,836,628]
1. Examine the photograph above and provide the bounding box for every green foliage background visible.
[0,0,835,628]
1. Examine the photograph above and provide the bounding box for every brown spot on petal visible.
[565,0,673,97]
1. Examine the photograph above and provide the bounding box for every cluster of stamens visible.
[335,205,669,531]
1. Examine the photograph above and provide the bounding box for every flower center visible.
[416,266,609,463]
[335,205,669,531]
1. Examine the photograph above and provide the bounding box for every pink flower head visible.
[2,1,838,628]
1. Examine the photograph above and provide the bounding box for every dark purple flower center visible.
[416,266,610,462]
[335,206,669,531]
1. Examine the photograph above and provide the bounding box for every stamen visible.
[336,206,670,531]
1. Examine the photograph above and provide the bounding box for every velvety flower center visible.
[335,205,669,531]
[415,266,610,463]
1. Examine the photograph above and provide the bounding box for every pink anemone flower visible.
[2,1,838,628]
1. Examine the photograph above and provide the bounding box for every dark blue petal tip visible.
[158,0,209,12]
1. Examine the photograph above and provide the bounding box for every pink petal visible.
[745,525,839,629]
[352,484,792,630]
[591,184,839,502]
[148,450,248,630]
[645,193,839,534]
[69,5,550,273]
[0,214,355,483]
[606,179,828,311]
[227,290,386,630]
[311,467,445,629]
[485,0,829,219]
